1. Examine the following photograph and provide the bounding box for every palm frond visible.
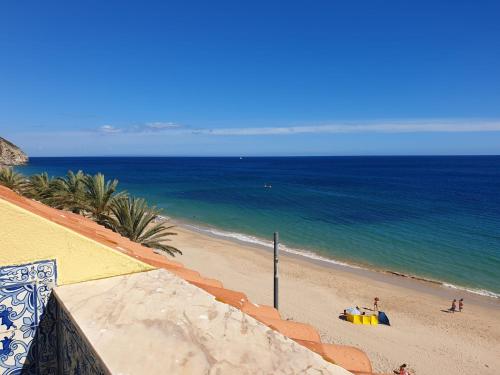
[0,167,28,193]
[109,196,181,256]
[83,173,126,225]
[24,172,56,202]
[47,170,88,213]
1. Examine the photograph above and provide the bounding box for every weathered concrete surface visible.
[54,269,353,375]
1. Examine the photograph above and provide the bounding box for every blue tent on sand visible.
[378,311,390,326]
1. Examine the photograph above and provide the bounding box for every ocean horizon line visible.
[22,154,500,158]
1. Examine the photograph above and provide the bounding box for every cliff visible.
[0,137,28,166]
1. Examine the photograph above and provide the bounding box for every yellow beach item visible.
[346,313,378,325]
[346,314,361,324]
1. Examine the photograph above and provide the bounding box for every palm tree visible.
[49,170,87,213]
[0,167,27,193]
[24,172,55,201]
[109,197,181,256]
[83,173,126,225]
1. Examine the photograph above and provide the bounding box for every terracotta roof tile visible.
[190,282,248,308]
[241,301,281,320]
[257,318,321,342]
[292,340,376,375]
[168,268,224,288]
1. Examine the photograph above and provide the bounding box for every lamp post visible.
[273,232,279,310]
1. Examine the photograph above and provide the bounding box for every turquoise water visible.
[17,156,500,297]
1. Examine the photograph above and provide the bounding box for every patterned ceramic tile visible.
[0,259,107,374]
[37,295,58,375]
[0,260,57,374]
[0,283,37,334]
[0,260,57,287]
[57,304,108,375]
[0,322,38,374]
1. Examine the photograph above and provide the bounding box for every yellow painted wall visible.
[0,199,155,285]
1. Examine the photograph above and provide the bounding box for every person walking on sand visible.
[450,299,457,313]
[373,297,379,311]
[459,298,464,312]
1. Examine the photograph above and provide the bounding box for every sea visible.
[17,156,500,298]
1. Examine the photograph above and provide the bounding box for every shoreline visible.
[165,219,500,375]
[167,216,500,305]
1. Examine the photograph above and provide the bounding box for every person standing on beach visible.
[459,298,464,312]
[450,299,457,313]
[373,297,379,311]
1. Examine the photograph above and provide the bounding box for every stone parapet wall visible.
[54,269,352,375]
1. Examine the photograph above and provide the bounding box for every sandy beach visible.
[167,223,500,375]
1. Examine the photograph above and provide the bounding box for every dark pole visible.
[273,232,279,310]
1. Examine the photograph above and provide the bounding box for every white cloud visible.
[96,122,182,134]
[145,122,181,130]
[10,118,500,156]
[99,125,122,134]
[194,119,500,136]
[90,119,500,138]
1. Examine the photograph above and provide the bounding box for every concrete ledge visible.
[54,269,353,375]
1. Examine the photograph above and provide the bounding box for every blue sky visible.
[1,0,500,156]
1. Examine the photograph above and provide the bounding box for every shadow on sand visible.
[440,309,455,313]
